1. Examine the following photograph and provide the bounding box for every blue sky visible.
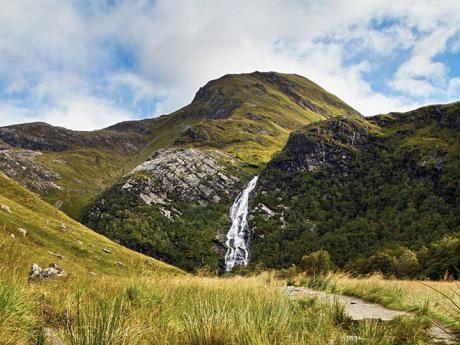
[0,0,459,130]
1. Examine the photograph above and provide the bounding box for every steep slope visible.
[251,102,460,278]
[82,72,360,271]
[0,72,359,222]
[0,172,180,277]
[174,71,360,164]
[0,122,151,219]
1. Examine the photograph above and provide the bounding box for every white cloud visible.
[391,27,456,96]
[0,0,459,129]
[0,95,136,131]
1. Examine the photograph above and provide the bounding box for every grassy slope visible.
[329,274,460,329]
[175,72,360,165]
[0,265,433,345]
[0,172,179,277]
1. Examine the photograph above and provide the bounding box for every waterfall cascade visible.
[224,176,259,271]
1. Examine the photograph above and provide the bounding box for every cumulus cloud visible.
[0,0,459,129]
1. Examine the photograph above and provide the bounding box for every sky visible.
[0,0,459,130]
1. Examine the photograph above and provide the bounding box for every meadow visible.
[0,242,449,345]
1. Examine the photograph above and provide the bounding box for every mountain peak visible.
[185,71,359,120]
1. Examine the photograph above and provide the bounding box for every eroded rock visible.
[89,148,240,220]
[28,263,67,283]
[1,204,11,213]
[0,149,61,193]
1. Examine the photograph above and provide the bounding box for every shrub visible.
[393,249,421,277]
[301,250,334,275]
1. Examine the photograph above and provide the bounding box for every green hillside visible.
[81,72,360,271]
[0,72,359,222]
[251,102,460,278]
[174,72,360,164]
[0,172,179,277]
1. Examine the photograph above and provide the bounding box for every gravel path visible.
[284,286,457,344]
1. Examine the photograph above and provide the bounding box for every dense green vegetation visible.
[82,175,233,271]
[252,103,460,279]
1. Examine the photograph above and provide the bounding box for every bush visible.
[275,265,299,280]
[301,250,334,275]
[393,249,420,277]
[345,247,423,278]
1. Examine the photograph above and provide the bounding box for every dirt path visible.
[284,286,457,344]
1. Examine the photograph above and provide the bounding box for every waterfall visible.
[224,175,259,272]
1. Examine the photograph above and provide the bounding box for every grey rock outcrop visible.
[118,148,239,213]
[28,263,67,283]
[1,204,11,213]
[0,149,61,192]
[17,228,27,237]
[268,117,370,174]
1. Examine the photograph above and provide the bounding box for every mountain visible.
[80,72,359,271]
[0,122,150,219]
[2,72,459,277]
[0,171,179,278]
[172,72,360,164]
[251,102,460,278]
[0,72,359,223]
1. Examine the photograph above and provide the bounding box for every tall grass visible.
[0,237,437,345]
[65,292,144,345]
[0,238,36,344]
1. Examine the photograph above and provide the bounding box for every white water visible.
[224,176,259,271]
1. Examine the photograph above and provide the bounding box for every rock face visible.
[0,149,61,192]
[28,263,67,283]
[120,148,239,208]
[268,117,370,174]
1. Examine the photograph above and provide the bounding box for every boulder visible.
[17,227,27,237]
[1,204,11,213]
[28,263,67,283]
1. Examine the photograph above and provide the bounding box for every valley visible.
[0,72,459,344]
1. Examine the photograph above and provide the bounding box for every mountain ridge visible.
[0,71,358,221]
